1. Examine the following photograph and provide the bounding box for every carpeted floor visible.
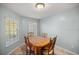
[10,43,73,55]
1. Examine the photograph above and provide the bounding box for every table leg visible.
[35,48,37,55]
[38,48,41,55]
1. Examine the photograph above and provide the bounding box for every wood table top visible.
[29,36,50,47]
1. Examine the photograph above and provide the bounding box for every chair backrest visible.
[24,36,29,45]
[52,36,57,48]
[27,32,34,37]
[50,36,57,49]
[42,33,48,38]
[24,36,31,49]
[24,36,27,43]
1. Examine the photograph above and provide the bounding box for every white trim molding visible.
[55,45,78,55]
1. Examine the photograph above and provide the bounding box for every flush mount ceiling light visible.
[35,3,45,9]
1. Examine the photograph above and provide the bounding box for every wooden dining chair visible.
[24,36,32,55]
[24,36,35,55]
[42,36,57,55]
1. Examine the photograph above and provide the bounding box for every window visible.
[5,16,19,47]
[5,18,17,38]
[28,22,37,36]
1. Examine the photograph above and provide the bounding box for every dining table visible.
[29,36,50,55]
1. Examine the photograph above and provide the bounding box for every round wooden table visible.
[29,36,50,54]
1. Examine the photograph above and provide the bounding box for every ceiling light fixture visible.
[35,3,45,9]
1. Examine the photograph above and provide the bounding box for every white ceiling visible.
[2,3,79,19]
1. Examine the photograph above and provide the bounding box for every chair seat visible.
[43,45,53,50]
[42,49,53,55]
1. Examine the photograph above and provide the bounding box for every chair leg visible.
[48,50,49,55]
[26,48,28,55]
[52,49,54,55]
[29,49,31,55]
[26,50,27,55]
[29,47,32,55]
[26,47,27,55]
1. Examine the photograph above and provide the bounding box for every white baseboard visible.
[55,45,78,55]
